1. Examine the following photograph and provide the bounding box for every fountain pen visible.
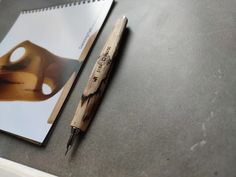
[65,16,128,155]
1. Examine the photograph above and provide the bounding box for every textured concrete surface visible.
[1,0,236,177]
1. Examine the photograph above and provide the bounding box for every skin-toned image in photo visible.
[0,40,79,101]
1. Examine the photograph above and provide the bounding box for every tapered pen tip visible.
[65,145,71,156]
[65,127,81,156]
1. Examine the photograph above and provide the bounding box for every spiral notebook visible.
[0,0,113,144]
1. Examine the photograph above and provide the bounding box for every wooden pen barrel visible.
[70,16,128,131]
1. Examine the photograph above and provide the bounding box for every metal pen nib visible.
[65,127,80,156]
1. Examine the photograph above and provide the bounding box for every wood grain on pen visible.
[71,16,128,131]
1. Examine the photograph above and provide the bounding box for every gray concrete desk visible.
[0,0,236,177]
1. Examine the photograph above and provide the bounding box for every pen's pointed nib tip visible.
[65,149,69,156]
[65,145,72,156]
[65,127,80,156]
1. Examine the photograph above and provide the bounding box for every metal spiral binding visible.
[21,0,105,15]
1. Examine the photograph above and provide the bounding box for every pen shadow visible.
[68,27,132,160]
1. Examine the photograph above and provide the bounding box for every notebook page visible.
[0,0,113,143]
